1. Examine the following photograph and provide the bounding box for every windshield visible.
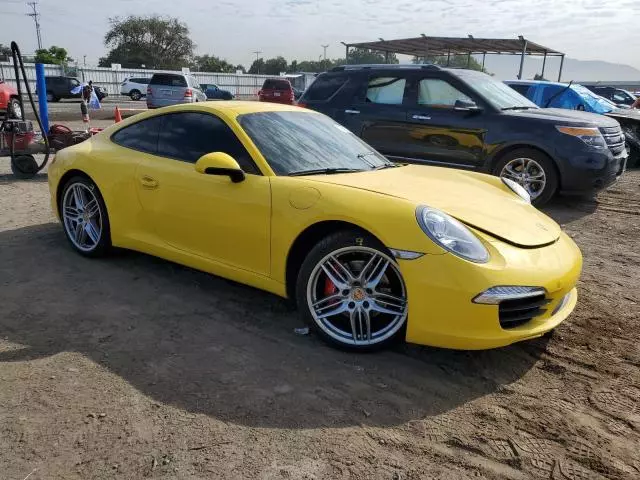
[571,85,614,114]
[461,72,538,109]
[238,111,390,175]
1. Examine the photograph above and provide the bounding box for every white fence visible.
[0,62,314,98]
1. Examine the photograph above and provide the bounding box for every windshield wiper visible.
[374,162,402,170]
[288,168,364,176]
[501,106,535,111]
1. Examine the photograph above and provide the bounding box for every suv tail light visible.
[184,88,193,98]
[146,87,152,96]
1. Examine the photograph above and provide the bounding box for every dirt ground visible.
[0,147,638,479]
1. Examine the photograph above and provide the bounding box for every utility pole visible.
[252,50,262,73]
[83,55,87,66]
[321,44,329,61]
[26,2,43,50]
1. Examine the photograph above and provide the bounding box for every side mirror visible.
[454,99,482,112]
[195,152,245,183]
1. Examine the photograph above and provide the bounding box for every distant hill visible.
[482,55,640,82]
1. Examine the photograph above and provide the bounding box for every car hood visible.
[306,165,561,248]
[504,107,621,127]
[606,109,640,123]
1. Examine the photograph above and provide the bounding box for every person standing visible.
[80,80,94,125]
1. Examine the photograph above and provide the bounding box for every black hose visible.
[10,41,50,173]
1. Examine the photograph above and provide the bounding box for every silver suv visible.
[146,73,207,109]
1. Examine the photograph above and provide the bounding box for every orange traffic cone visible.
[114,106,122,123]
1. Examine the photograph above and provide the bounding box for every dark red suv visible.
[258,78,294,105]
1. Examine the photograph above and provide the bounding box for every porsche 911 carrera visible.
[48,102,582,351]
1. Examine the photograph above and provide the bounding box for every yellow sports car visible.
[48,102,582,351]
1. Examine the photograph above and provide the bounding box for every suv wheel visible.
[46,92,59,103]
[494,148,558,206]
[129,89,142,101]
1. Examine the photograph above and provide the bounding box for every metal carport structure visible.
[341,35,566,81]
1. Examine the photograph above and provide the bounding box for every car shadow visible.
[0,223,548,429]
[0,172,49,183]
[541,195,598,225]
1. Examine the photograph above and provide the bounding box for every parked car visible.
[41,76,82,102]
[146,73,206,109]
[298,64,627,205]
[120,77,150,101]
[505,80,640,167]
[0,80,22,119]
[258,78,295,104]
[47,102,582,351]
[201,83,234,100]
[583,85,637,107]
[93,85,108,102]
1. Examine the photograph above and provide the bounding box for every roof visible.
[344,36,564,57]
[505,80,568,87]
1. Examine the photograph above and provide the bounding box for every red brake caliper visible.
[324,277,337,296]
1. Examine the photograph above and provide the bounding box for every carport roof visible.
[344,36,564,57]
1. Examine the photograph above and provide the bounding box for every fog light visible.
[473,286,546,305]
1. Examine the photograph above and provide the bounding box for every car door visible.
[402,74,487,168]
[134,111,271,276]
[340,72,413,158]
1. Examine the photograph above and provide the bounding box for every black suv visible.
[299,65,627,205]
[583,85,637,107]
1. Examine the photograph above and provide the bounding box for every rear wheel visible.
[8,97,23,119]
[129,89,142,101]
[60,176,111,257]
[296,231,408,351]
[493,148,558,206]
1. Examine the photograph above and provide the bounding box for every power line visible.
[26,1,42,50]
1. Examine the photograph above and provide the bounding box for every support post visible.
[446,50,451,66]
[385,51,389,64]
[541,52,547,78]
[467,52,471,68]
[558,54,565,82]
[35,63,49,133]
[517,39,528,79]
[482,52,486,71]
[345,44,349,64]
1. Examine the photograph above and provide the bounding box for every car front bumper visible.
[557,148,627,195]
[399,231,582,349]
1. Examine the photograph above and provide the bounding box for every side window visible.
[304,75,348,101]
[612,92,627,103]
[111,116,162,154]
[418,78,472,108]
[509,84,531,98]
[366,76,407,105]
[157,112,259,174]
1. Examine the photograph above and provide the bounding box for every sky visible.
[2,0,640,71]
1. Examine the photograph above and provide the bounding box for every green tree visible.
[412,54,486,72]
[0,44,11,61]
[98,15,193,69]
[248,58,265,74]
[192,54,236,73]
[263,56,288,75]
[34,46,72,65]
[346,48,399,65]
[235,64,246,74]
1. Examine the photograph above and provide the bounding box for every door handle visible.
[412,114,431,121]
[345,109,360,115]
[140,175,159,189]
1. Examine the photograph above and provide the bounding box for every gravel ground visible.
[0,156,638,479]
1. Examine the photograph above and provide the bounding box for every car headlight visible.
[502,177,531,203]
[416,206,489,263]
[556,126,607,148]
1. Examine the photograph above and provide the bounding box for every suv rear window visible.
[304,75,348,101]
[130,78,149,84]
[262,79,291,91]
[149,74,187,87]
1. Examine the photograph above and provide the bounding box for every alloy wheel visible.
[307,247,408,347]
[500,157,547,201]
[62,183,103,252]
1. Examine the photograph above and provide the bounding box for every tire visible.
[493,148,558,206]
[296,230,408,352]
[8,97,23,119]
[129,90,142,101]
[10,154,38,179]
[60,176,111,257]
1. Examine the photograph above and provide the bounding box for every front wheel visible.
[129,90,142,101]
[60,176,111,257]
[296,231,408,351]
[493,148,558,206]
